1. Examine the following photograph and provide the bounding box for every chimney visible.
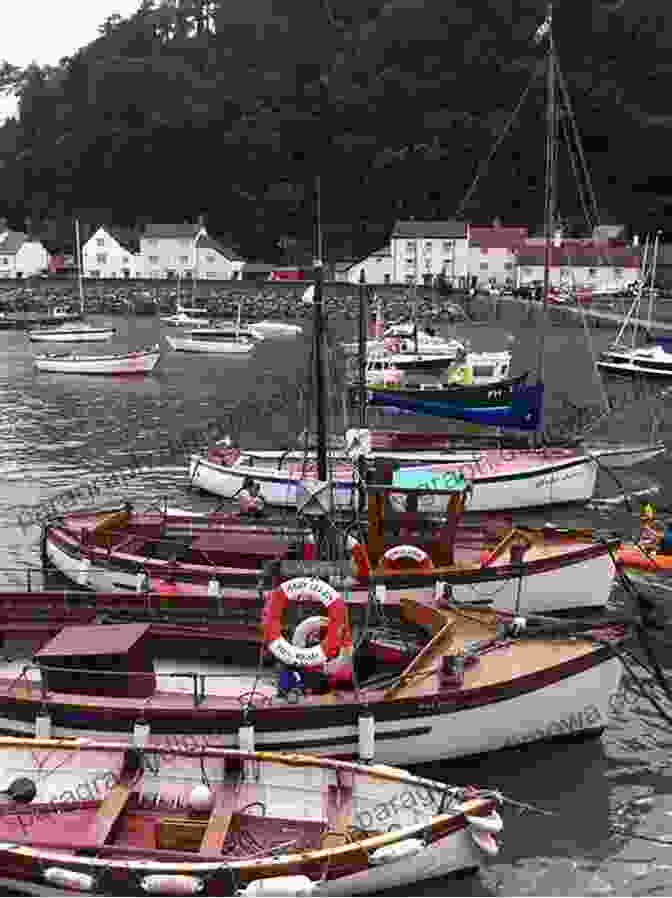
[492,216,502,228]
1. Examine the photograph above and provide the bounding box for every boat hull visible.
[28,329,116,343]
[165,335,254,353]
[188,452,599,511]
[0,743,493,895]
[34,347,161,375]
[0,649,621,765]
[44,524,615,613]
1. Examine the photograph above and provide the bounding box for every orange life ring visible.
[261,577,352,668]
[382,545,434,575]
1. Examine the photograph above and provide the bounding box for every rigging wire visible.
[455,62,542,219]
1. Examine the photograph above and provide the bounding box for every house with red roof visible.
[515,240,641,292]
[468,223,528,287]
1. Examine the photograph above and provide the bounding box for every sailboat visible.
[28,221,116,343]
[597,232,672,377]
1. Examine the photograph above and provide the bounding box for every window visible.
[405,259,415,267]
[123,257,129,264]
[480,262,488,270]
[0,258,8,266]
[96,238,105,247]
[206,254,215,263]
[504,262,513,270]
[614,268,623,278]
[442,240,454,252]
[406,241,415,251]
[588,268,597,277]
[384,274,391,284]
[522,267,532,276]
[149,255,159,264]
[147,238,157,246]
[179,255,190,264]
[89,270,100,278]
[405,275,415,284]
[180,238,191,246]
[480,247,488,255]
[425,241,432,249]
[96,253,107,264]
[166,269,176,278]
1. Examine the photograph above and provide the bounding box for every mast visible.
[74,219,85,316]
[358,269,368,427]
[535,1,556,394]
[646,230,661,333]
[313,174,328,483]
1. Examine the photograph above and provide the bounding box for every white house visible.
[390,220,470,286]
[194,235,244,280]
[82,227,142,279]
[0,227,49,278]
[336,247,394,284]
[140,223,243,280]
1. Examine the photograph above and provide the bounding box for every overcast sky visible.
[0,0,141,120]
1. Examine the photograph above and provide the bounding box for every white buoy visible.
[44,868,95,892]
[77,557,91,587]
[133,720,151,748]
[375,584,387,605]
[188,785,214,813]
[140,874,204,895]
[369,838,425,865]
[207,577,221,599]
[237,875,316,897]
[35,711,52,739]
[358,711,375,763]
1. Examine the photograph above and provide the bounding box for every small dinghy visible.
[0,737,504,895]
[34,344,162,375]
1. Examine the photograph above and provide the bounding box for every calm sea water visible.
[1,302,672,896]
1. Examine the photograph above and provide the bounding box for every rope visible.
[456,62,542,218]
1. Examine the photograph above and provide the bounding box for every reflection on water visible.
[0,308,670,895]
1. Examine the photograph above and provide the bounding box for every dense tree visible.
[0,0,671,257]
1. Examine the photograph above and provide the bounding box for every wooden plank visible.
[199,784,237,855]
[322,781,354,849]
[384,618,455,700]
[90,781,133,847]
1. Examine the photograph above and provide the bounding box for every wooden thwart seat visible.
[90,782,133,847]
[199,780,262,855]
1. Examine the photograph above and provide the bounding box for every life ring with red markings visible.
[382,544,434,575]
[261,577,352,669]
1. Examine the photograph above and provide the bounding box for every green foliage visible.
[0,0,671,255]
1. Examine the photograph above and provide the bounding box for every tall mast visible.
[313,174,328,483]
[535,1,556,393]
[74,219,85,316]
[358,269,368,427]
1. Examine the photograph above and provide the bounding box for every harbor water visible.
[0,301,671,895]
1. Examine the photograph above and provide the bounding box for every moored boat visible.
[249,320,303,339]
[27,323,117,343]
[33,344,161,375]
[165,328,256,354]
[41,484,619,614]
[0,737,504,895]
[0,591,624,762]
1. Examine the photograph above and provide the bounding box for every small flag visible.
[533,13,552,44]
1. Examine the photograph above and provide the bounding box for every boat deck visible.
[0,607,617,715]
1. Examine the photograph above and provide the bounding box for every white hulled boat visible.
[33,344,161,375]
[166,327,256,354]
